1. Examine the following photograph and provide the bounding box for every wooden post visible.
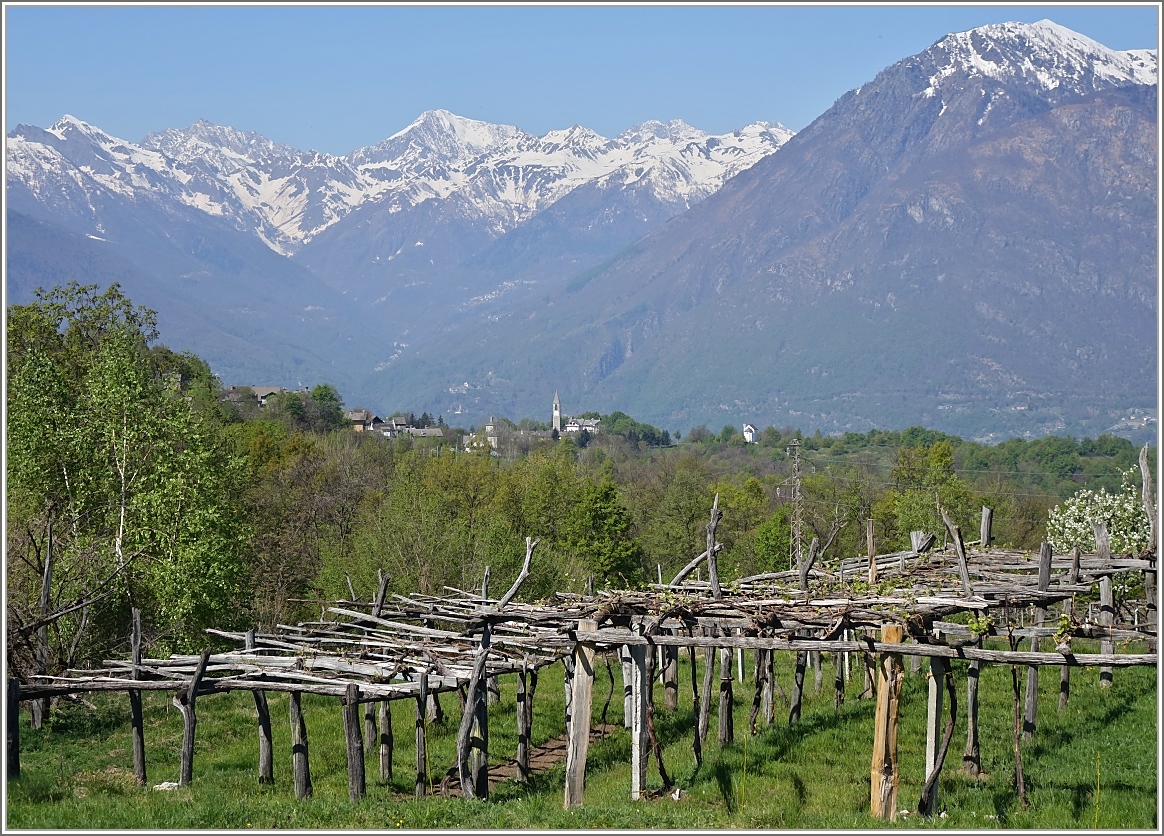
[290,691,312,799]
[980,506,993,549]
[867,519,877,585]
[940,508,974,597]
[834,647,845,709]
[173,648,210,787]
[812,649,823,693]
[629,624,650,801]
[718,644,734,746]
[1099,575,1115,688]
[245,629,274,786]
[363,698,378,762]
[470,670,489,799]
[517,663,530,784]
[130,608,147,786]
[737,644,745,685]
[962,655,981,776]
[415,673,428,799]
[870,624,904,820]
[1023,543,1052,737]
[487,675,501,706]
[343,683,366,801]
[924,654,947,812]
[663,641,679,711]
[789,646,807,725]
[6,678,19,780]
[620,646,633,728]
[689,629,702,767]
[762,648,775,724]
[698,630,717,743]
[378,699,393,784]
[565,619,598,808]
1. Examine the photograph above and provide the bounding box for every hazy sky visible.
[4,3,1159,154]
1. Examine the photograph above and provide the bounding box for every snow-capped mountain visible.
[6,19,1156,443]
[7,109,792,259]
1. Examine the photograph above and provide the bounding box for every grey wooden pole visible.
[517,663,530,784]
[289,691,312,799]
[663,641,679,711]
[378,699,393,784]
[246,629,274,785]
[174,648,210,787]
[870,625,904,820]
[7,678,20,780]
[718,645,734,746]
[689,628,702,767]
[415,672,428,799]
[789,645,807,725]
[980,506,993,549]
[565,618,597,808]
[923,654,947,812]
[364,699,378,761]
[1099,575,1115,688]
[962,655,981,777]
[629,624,650,801]
[1061,547,1081,710]
[698,630,716,743]
[1023,543,1052,738]
[343,683,366,801]
[130,608,147,786]
[620,645,633,728]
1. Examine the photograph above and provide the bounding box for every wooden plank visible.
[1099,575,1115,688]
[789,648,807,725]
[289,690,312,799]
[663,642,678,711]
[870,624,904,820]
[565,618,597,808]
[980,507,994,549]
[867,519,877,585]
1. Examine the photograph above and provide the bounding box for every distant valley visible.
[5,19,1157,443]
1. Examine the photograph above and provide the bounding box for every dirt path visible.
[435,723,622,795]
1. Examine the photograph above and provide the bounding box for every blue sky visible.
[4,4,1159,154]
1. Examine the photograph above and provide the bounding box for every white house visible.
[742,423,758,443]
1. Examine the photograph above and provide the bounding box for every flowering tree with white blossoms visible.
[1046,467,1152,554]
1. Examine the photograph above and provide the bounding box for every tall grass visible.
[5,641,1157,829]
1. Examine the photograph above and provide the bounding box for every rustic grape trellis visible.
[7,509,1157,820]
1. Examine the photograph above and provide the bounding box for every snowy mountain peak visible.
[923,19,1157,97]
[618,118,706,144]
[350,109,527,167]
[142,120,300,163]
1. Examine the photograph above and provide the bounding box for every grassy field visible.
[5,641,1158,830]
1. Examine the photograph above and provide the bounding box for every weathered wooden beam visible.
[628,625,650,801]
[689,629,702,767]
[980,507,994,550]
[707,495,723,600]
[919,663,956,817]
[517,663,530,784]
[130,609,147,787]
[789,647,807,725]
[870,624,903,820]
[940,508,974,597]
[1023,543,1052,738]
[565,618,597,808]
[962,653,981,777]
[663,642,679,711]
[415,672,428,799]
[343,683,366,801]
[718,645,734,745]
[378,699,393,784]
[173,648,211,787]
[867,519,877,585]
[697,630,716,743]
[289,691,312,799]
[922,654,947,813]
[244,629,273,786]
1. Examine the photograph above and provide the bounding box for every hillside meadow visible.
[6,640,1156,830]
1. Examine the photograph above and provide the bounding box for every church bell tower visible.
[552,392,561,433]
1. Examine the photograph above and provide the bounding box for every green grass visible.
[6,643,1157,830]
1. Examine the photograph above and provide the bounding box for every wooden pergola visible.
[9,517,1157,819]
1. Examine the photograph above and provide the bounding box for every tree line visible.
[6,282,1153,682]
